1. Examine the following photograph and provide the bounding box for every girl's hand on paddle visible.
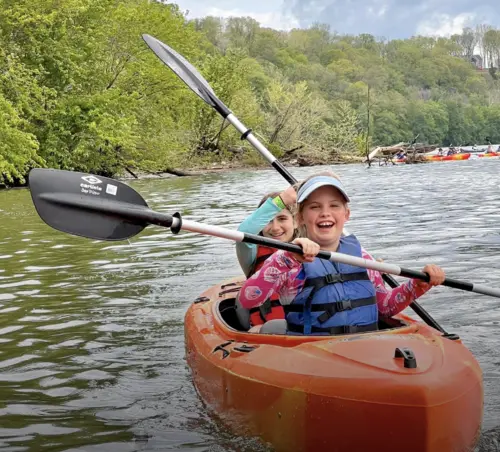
[423,264,445,286]
[292,238,319,263]
[280,185,297,206]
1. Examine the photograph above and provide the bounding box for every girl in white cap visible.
[238,171,445,335]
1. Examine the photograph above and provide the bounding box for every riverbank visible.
[0,155,365,189]
[117,155,366,181]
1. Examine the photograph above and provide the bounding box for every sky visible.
[173,0,497,39]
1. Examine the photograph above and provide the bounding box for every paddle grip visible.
[399,268,464,288]
[138,209,175,229]
[400,268,500,298]
[399,268,431,282]
[210,92,231,117]
[443,278,500,298]
[272,161,297,185]
[401,267,474,290]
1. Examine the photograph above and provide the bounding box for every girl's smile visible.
[262,211,295,242]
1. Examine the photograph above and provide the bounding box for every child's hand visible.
[292,238,320,263]
[422,264,445,286]
[280,185,297,206]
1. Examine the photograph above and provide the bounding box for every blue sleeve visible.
[236,198,282,277]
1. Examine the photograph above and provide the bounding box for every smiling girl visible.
[236,185,297,277]
[235,185,297,330]
[238,171,446,335]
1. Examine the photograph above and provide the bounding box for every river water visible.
[1,160,500,451]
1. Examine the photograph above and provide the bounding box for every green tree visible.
[0,94,43,185]
[264,76,329,155]
[407,100,449,145]
[326,100,360,158]
[3,5,500,185]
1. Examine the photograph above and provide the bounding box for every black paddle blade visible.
[28,168,149,241]
[142,34,231,117]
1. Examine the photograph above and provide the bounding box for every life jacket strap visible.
[283,296,377,322]
[303,271,369,290]
[287,321,378,335]
[316,296,377,323]
[249,299,282,323]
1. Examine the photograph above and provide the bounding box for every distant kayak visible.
[395,152,500,163]
[185,277,483,452]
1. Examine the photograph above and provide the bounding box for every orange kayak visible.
[185,278,483,452]
[395,152,500,163]
[427,153,471,161]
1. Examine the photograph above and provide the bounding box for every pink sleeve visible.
[361,249,433,317]
[238,251,302,309]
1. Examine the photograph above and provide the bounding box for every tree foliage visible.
[2,1,500,186]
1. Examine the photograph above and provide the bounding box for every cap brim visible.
[297,179,350,203]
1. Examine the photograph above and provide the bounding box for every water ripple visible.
[0,160,499,450]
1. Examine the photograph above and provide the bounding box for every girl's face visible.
[298,185,350,250]
[262,209,295,242]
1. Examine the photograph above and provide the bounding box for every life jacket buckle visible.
[337,300,352,312]
[325,273,342,284]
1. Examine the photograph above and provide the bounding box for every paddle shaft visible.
[214,227,500,299]
[37,192,500,300]
[202,90,297,185]
[225,113,297,185]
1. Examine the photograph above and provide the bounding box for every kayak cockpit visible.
[217,297,409,333]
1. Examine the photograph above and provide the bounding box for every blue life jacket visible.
[284,235,378,335]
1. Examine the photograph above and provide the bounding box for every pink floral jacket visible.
[239,249,433,318]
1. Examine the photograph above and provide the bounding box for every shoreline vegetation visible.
[116,154,365,181]
[2,1,500,188]
[0,155,366,189]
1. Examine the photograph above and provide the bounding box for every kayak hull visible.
[185,278,483,452]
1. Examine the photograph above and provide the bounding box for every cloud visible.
[205,7,300,30]
[177,0,299,30]
[173,0,498,38]
[282,0,498,38]
[416,12,477,37]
